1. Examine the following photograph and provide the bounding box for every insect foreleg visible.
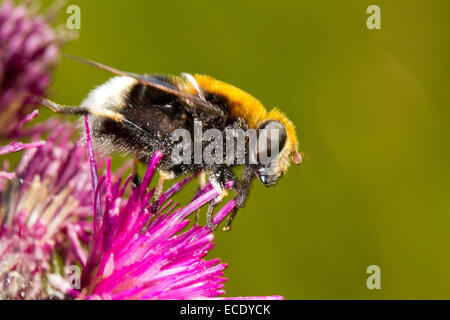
[152,170,174,213]
[224,166,255,231]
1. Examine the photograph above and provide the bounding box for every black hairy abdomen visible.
[92,81,192,166]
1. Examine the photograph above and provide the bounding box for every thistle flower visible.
[0,121,94,299]
[0,0,63,139]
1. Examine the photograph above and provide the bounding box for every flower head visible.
[0,121,94,299]
[0,0,62,139]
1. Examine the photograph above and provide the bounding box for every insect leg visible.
[132,157,141,190]
[206,188,228,231]
[224,166,255,231]
[31,96,88,115]
[152,170,173,213]
[206,166,238,231]
[33,96,156,141]
[32,96,127,124]
[194,172,207,225]
[206,204,215,231]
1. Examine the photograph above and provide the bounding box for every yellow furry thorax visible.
[193,74,299,167]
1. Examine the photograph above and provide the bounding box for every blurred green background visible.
[37,0,450,299]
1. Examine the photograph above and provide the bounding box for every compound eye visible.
[257,120,287,161]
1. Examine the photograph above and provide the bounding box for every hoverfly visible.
[35,55,302,231]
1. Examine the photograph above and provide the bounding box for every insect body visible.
[35,56,302,231]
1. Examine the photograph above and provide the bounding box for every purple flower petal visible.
[0,140,45,155]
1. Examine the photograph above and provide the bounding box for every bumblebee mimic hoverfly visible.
[34,55,302,231]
